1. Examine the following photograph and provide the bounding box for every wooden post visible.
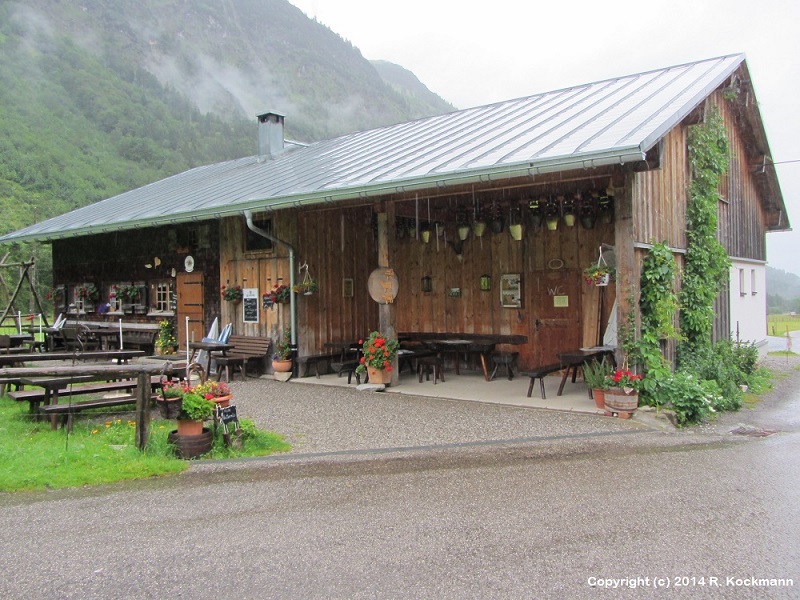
[614,172,638,366]
[135,371,150,451]
[376,210,398,384]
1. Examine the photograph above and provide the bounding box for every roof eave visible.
[0,149,647,244]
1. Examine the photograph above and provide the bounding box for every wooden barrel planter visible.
[603,388,639,413]
[168,428,213,459]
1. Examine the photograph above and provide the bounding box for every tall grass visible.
[768,314,800,335]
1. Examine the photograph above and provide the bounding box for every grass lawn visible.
[0,397,291,492]
[768,314,800,335]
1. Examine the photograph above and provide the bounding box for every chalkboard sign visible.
[242,288,259,323]
[217,405,238,424]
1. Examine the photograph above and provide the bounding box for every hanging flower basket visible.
[583,246,615,286]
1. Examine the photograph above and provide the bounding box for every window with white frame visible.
[751,269,757,295]
[738,269,747,296]
[151,280,173,312]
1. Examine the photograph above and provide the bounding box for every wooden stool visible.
[490,352,519,381]
[417,355,445,384]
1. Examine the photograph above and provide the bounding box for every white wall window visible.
[739,269,747,296]
[751,269,757,295]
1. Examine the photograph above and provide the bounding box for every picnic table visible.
[0,349,145,367]
[0,362,174,450]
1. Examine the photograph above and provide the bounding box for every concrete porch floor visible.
[289,367,605,415]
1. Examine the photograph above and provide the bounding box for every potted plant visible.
[355,330,399,385]
[176,391,216,436]
[583,263,614,286]
[272,326,293,374]
[292,278,319,296]
[191,379,233,408]
[221,284,244,303]
[155,319,178,355]
[264,283,291,306]
[582,358,611,409]
[157,380,186,419]
[604,368,643,416]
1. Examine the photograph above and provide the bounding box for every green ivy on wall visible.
[679,107,731,356]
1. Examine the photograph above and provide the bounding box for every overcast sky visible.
[288,0,799,275]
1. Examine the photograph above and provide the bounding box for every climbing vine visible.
[624,242,681,404]
[678,107,730,356]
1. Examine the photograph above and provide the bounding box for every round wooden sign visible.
[367,268,399,304]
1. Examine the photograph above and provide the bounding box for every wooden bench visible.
[41,393,161,432]
[9,377,164,414]
[121,330,159,354]
[297,353,340,378]
[521,364,563,399]
[212,335,271,381]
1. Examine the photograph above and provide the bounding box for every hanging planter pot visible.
[509,207,523,241]
[490,215,505,234]
[473,219,486,238]
[545,215,559,231]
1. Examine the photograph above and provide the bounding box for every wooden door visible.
[528,269,583,366]
[177,272,205,351]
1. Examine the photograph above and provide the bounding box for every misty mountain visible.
[0,0,454,238]
[767,266,800,313]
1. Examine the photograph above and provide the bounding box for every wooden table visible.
[0,349,146,367]
[556,348,616,396]
[19,375,96,411]
[188,341,233,377]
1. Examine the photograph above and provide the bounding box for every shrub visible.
[660,370,717,426]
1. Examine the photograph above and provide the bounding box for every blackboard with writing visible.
[242,288,259,323]
[217,405,238,424]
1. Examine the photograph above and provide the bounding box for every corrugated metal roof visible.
[2,53,770,242]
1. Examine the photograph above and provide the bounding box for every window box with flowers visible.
[221,284,244,303]
[75,283,100,312]
[355,331,399,385]
[603,368,643,415]
[263,284,291,309]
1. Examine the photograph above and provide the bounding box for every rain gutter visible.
[244,209,297,373]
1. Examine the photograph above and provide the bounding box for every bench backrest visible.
[227,335,271,356]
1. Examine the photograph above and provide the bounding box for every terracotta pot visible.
[367,366,392,385]
[592,388,605,410]
[176,419,204,436]
[272,359,292,372]
[210,394,233,408]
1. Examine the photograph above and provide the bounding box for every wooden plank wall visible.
[714,93,768,261]
[219,181,618,370]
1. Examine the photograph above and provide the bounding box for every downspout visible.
[244,210,297,373]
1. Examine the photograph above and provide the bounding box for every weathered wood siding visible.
[714,93,768,261]
[632,127,689,248]
[219,206,379,354]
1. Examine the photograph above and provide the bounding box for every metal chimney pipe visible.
[257,112,285,161]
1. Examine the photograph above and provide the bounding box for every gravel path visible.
[213,352,799,456]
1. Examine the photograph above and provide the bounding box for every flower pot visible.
[509,223,523,241]
[592,388,606,410]
[168,428,213,459]
[272,359,292,372]
[156,397,183,419]
[604,387,639,413]
[176,419,204,436]
[367,366,392,385]
[210,394,232,408]
[545,216,559,231]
